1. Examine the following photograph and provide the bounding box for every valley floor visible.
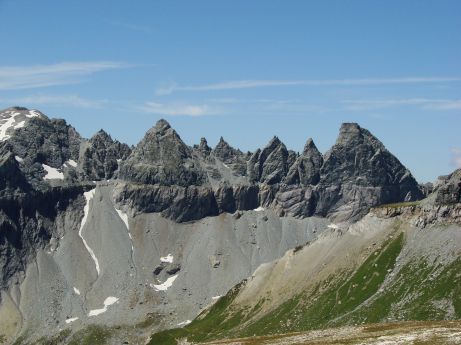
[198,320,461,345]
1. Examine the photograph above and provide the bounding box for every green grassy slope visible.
[149,231,461,344]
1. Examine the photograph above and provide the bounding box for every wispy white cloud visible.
[343,98,461,111]
[155,77,461,95]
[140,101,215,117]
[450,148,461,168]
[0,61,128,90]
[0,94,107,109]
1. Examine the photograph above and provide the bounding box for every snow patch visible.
[0,111,20,141]
[73,287,80,295]
[212,295,222,300]
[65,159,78,167]
[254,206,265,212]
[88,296,119,317]
[151,275,178,291]
[177,320,191,326]
[222,163,230,169]
[115,208,129,229]
[28,110,41,118]
[328,223,339,230]
[65,317,79,324]
[42,164,64,180]
[0,109,41,141]
[15,156,23,163]
[13,120,26,129]
[115,207,134,252]
[160,254,174,263]
[78,189,100,275]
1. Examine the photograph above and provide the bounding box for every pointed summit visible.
[119,118,206,186]
[303,138,319,155]
[213,137,241,163]
[247,136,289,184]
[285,138,323,186]
[154,118,171,132]
[194,137,211,156]
[320,123,422,204]
[91,129,112,143]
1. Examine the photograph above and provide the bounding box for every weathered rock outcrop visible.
[247,136,289,184]
[313,123,423,220]
[119,119,207,187]
[81,129,131,180]
[285,138,323,186]
[211,137,247,176]
[435,168,461,204]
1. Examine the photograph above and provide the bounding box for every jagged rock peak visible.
[247,135,289,184]
[215,136,231,151]
[303,138,320,155]
[153,118,171,132]
[199,137,210,150]
[119,118,207,186]
[213,136,242,162]
[335,122,384,150]
[285,137,323,186]
[90,129,112,142]
[435,168,461,204]
[194,137,211,157]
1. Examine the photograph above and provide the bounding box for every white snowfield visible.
[78,189,100,275]
[160,254,174,263]
[212,295,222,300]
[115,207,134,251]
[88,296,119,317]
[253,206,265,212]
[65,159,78,167]
[73,287,81,295]
[151,275,178,291]
[65,317,79,324]
[177,320,192,326]
[0,109,41,141]
[15,156,24,163]
[115,208,129,229]
[42,164,64,180]
[328,223,339,230]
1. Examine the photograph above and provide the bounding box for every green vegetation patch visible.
[148,281,247,345]
[149,234,406,343]
[350,257,461,323]
[67,325,111,345]
[149,232,461,344]
[240,233,405,336]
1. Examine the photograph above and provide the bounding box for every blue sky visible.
[0,0,460,182]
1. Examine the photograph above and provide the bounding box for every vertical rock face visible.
[119,119,207,187]
[315,123,423,219]
[321,123,420,192]
[285,138,323,186]
[194,137,212,157]
[211,137,247,176]
[8,116,81,168]
[247,136,289,184]
[81,129,131,180]
[435,168,461,204]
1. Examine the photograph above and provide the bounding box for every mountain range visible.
[0,106,459,345]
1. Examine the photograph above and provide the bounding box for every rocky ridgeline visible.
[0,106,425,224]
[0,107,125,289]
[372,168,461,227]
[116,119,423,222]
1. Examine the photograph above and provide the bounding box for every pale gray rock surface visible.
[0,107,429,343]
